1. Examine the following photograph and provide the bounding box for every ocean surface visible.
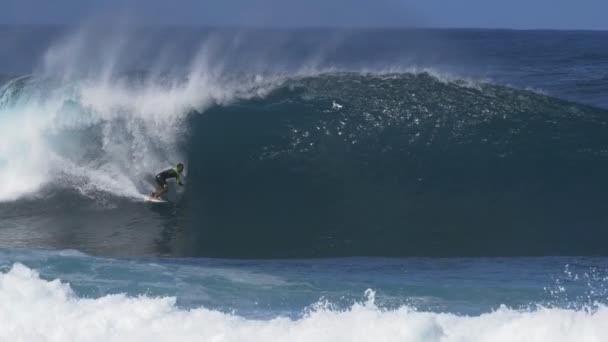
[1,26,608,341]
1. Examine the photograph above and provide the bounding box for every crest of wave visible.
[0,263,607,342]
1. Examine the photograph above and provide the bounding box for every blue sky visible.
[2,0,607,30]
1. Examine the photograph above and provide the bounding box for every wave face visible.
[185,73,608,257]
[2,71,608,257]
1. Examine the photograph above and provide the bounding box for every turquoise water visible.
[2,249,606,317]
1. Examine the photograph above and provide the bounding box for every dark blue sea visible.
[1,27,608,341]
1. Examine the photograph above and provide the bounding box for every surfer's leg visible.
[153,175,168,199]
[155,186,168,199]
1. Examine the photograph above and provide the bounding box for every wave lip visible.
[0,263,607,342]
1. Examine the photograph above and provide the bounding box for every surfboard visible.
[143,195,167,203]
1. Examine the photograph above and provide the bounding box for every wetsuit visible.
[155,167,183,189]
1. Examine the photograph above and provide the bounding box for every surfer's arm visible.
[177,173,184,186]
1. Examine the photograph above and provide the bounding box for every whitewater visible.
[1,258,608,342]
[0,63,281,202]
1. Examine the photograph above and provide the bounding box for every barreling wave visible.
[2,70,608,257]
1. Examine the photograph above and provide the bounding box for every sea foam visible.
[0,263,606,342]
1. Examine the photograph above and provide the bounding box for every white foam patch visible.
[0,263,607,342]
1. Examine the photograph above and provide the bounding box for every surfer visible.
[150,163,184,200]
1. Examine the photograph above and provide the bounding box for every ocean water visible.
[1,27,608,341]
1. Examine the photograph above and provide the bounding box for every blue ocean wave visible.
[1,72,608,257]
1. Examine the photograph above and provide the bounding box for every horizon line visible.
[0,23,606,33]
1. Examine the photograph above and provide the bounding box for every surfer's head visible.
[176,163,184,172]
